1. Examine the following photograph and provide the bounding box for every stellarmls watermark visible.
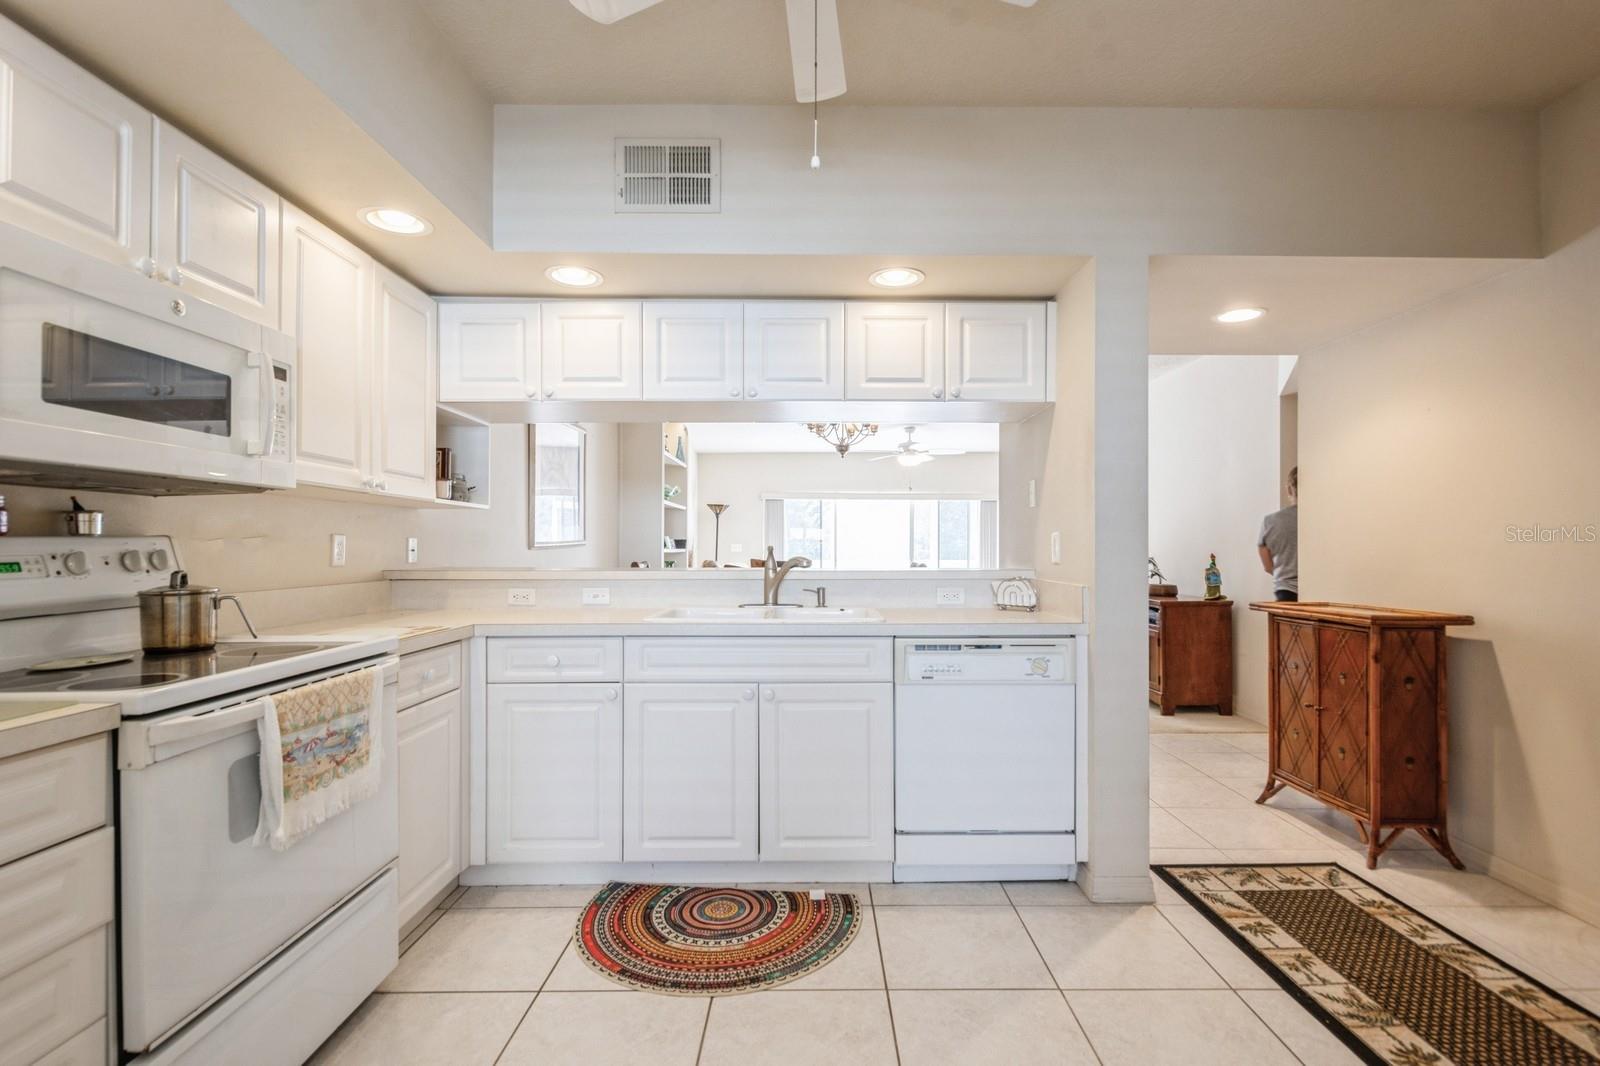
[1504,523,1598,543]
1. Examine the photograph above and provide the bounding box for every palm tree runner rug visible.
[1154,863,1600,1066]
[575,882,861,995]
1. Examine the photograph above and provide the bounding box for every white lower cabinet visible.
[396,690,462,927]
[488,683,623,864]
[623,684,758,863]
[759,684,893,862]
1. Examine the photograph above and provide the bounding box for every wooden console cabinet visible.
[1148,596,1233,715]
[1250,601,1474,869]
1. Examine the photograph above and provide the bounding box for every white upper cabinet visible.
[743,301,845,400]
[845,302,946,401]
[759,684,893,862]
[281,204,369,492]
[945,302,1048,401]
[0,18,151,268]
[372,266,437,500]
[438,302,540,402]
[541,301,643,400]
[488,683,623,865]
[623,683,757,863]
[642,301,743,400]
[152,121,279,329]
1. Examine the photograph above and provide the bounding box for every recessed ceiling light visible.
[869,267,925,289]
[546,265,604,288]
[1214,307,1266,324]
[360,208,432,235]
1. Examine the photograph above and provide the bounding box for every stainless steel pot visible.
[138,571,259,652]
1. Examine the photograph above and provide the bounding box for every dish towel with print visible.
[253,665,382,852]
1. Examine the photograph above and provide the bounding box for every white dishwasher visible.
[893,639,1076,877]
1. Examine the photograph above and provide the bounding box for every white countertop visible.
[267,605,1086,653]
[0,697,119,761]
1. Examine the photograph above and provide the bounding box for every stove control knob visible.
[120,550,144,572]
[148,549,172,571]
[63,551,90,576]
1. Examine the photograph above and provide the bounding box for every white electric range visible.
[0,537,402,1065]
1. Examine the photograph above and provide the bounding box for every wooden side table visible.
[1250,600,1474,869]
[1148,596,1233,715]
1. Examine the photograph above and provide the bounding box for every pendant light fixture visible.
[809,0,821,169]
[805,422,879,457]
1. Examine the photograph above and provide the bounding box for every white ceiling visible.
[1148,256,1523,355]
[419,0,1600,109]
[689,422,1000,454]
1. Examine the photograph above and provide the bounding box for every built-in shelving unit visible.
[434,404,491,509]
[619,423,697,568]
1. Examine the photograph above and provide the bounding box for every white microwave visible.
[0,225,294,494]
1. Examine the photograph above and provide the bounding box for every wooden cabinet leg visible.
[1418,827,1466,870]
[1160,697,1176,717]
[1255,777,1285,804]
[1217,699,1233,716]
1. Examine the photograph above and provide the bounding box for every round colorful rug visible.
[575,882,862,995]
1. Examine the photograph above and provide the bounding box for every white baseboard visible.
[1078,865,1155,903]
[1452,837,1600,928]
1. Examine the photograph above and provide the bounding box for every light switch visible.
[1050,531,1061,564]
[406,537,419,563]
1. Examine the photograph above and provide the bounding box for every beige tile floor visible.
[311,713,1600,1065]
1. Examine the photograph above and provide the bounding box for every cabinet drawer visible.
[488,638,622,683]
[33,1018,107,1066]
[0,828,114,980]
[398,644,462,709]
[624,638,893,682]
[0,736,108,868]
[0,931,106,1066]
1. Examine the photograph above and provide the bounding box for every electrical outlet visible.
[406,537,419,563]
[1050,531,1062,564]
[582,587,611,606]
[936,587,965,606]
[729,543,743,556]
[330,534,347,568]
[507,588,536,606]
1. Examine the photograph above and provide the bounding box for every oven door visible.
[116,658,399,1054]
[0,224,294,492]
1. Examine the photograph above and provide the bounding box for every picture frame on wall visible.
[529,423,586,548]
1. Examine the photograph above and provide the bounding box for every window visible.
[767,496,997,570]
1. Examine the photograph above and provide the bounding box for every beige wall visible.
[1299,224,1600,923]
[0,423,619,591]
[1148,357,1283,722]
[1541,73,1600,252]
[693,451,1000,565]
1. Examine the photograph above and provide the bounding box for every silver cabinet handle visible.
[167,266,184,286]
[741,688,755,701]
[544,387,555,398]
[951,387,962,398]
[931,387,943,399]
[546,654,561,667]
[605,687,618,701]
[762,688,774,701]
[747,387,758,397]
[729,387,740,397]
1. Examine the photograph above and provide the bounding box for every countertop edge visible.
[0,701,120,761]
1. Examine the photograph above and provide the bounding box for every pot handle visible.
[216,594,260,639]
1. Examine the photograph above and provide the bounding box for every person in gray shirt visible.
[1259,467,1298,601]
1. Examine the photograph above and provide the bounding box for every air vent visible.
[615,138,720,213]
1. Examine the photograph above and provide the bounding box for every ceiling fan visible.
[568,0,1039,103]
[868,426,967,467]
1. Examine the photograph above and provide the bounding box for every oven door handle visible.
[144,696,272,751]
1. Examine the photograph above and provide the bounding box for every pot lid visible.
[138,570,218,597]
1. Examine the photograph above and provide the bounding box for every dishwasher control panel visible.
[898,640,1074,683]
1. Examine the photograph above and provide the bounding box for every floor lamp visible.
[706,503,729,563]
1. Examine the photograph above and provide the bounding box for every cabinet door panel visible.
[743,301,844,400]
[541,301,642,400]
[760,684,892,861]
[0,21,152,265]
[154,121,279,327]
[1316,625,1370,811]
[438,302,539,401]
[372,266,437,499]
[845,302,945,400]
[1273,620,1319,788]
[397,691,462,927]
[488,684,623,864]
[282,205,369,490]
[643,301,742,400]
[944,302,1047,401]
[623,684,757,862]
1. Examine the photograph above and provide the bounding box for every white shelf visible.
[662,500,686,510]
[663,547,687,553]
[663,450,687,469]
[429,496,490,511]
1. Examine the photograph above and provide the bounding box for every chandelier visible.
[805,422,879,457]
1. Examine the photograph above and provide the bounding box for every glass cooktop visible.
[0,642,347,694]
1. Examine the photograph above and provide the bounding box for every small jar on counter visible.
[0,494,8,536]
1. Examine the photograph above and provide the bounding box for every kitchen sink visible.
[646,605,884,623]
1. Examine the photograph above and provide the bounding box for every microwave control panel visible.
[269,364,291,460]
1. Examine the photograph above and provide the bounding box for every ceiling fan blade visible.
[568,0,668,24]
[785,0,847,103]
[867,453,899,462]
[927,449,967,456]
[999,0,1038,6]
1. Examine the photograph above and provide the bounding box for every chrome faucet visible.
[762,546,812,605]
